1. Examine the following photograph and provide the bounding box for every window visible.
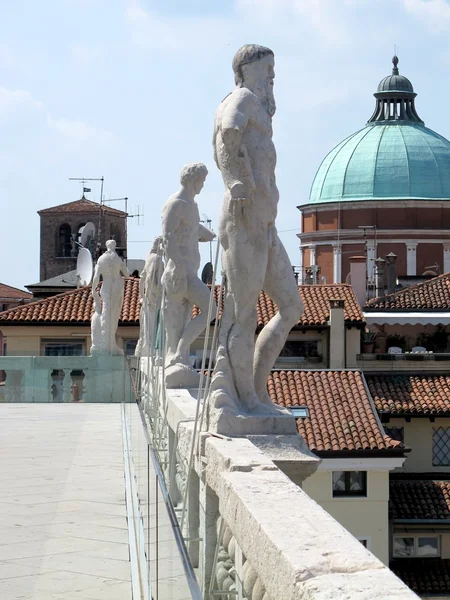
[433,427,450,466]
[393,536,440,558]
[384,426,404,444]
[124,339,138,356]
[357,538,371,550]
[41,340,85,357]
[332,471,367,497]
[279,340,319,358]
[289,407,309,418]
[58,224,73,257]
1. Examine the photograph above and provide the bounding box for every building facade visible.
[298,57,450,287]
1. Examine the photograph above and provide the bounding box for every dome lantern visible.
[367,56,423,124]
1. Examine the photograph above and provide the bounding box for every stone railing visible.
[142,372,419,600]
[0,355,131,403]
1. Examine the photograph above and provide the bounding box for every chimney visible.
[329,299,345,369]
[349,256,367,307]
[385,252,397,295]
[374,257,385,298]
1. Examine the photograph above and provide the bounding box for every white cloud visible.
[0,88,43,121]
[403,0,450,32]
[46,114,115,143]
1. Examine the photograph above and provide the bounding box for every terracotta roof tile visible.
[390,559,450,596]
[38,197,126,217]
[391,479,450,520]
[365,271,450,311]
[367,374,450,415]
[0,278,140,324]
[193,284,364,328]
[0,283,32,300]
[0,280,364,329]
[268,370,401,454]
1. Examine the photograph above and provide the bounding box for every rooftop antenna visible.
[69,177,105,259]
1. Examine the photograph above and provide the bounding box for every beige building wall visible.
[346,327,360,368]
[302,469,390,565]
[1,325,140,356]
[390,417,450,473]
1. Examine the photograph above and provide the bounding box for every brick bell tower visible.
[38,196,128,281]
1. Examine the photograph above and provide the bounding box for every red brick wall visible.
[417,243,442,276]
[316,245,333,284]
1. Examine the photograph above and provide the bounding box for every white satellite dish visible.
[77,248,93,286]
[80,222,96,248]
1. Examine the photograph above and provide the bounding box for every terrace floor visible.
[0,404,132,600]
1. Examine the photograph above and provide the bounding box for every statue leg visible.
[254,229,304,405]
[219,222,268,411]
[174,277,212,362]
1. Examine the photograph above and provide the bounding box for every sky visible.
[2,0,450,290]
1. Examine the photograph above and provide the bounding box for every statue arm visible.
[198,223,216,242]
[220,97,256,201]
[92,266,101,311]
[120,262,129,278]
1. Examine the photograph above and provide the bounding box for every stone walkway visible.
[0,404,132,600]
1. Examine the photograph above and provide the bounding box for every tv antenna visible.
[69,176,104,201]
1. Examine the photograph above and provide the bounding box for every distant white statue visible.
[161,163,216,388]
[135,236,164,357]
[210,44,303,413]
[91,239,129,355]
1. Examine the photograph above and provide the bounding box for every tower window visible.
[59,224,72,257]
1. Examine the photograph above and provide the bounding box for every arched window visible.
[59,224,72,257]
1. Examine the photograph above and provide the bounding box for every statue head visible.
[180,162,208,195]
[150,235,162,254]
[106,239,117,252]
[232,44,276,116]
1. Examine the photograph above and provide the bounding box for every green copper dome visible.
[309,57,450,204]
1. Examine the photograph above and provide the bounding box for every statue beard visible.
[256,81,276,117]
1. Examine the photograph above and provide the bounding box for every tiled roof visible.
[390,479,450,520]
[0,280,364,329]
[0,283,32,300]
[268,370,402,454]
[365,271,450,311]
[38,197,127,217]
[0,278,140,325]
[194,284,364,328]
[390,559,450,596]
[367,374,450,416]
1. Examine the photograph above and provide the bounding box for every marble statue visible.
[161,163,216,388]
[135,236,164,357]
[210,44,303,414]
[91,239,129,355]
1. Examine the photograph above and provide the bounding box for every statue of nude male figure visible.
[161,163,216,388]
[210,44,304,413]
